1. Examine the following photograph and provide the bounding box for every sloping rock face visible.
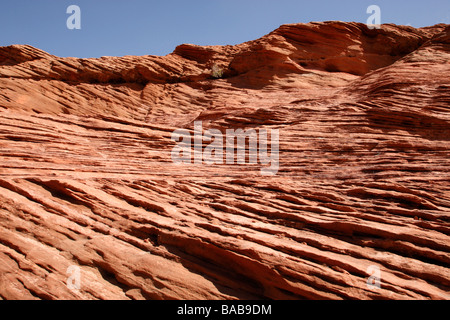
[0,21,449,300]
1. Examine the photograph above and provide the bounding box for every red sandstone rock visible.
[0,22,449,300]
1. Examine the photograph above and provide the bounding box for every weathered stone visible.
[0,22,449,300]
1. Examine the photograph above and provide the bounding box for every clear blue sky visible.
[1,0,449,58]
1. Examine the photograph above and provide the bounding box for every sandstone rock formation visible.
[0,21,449,300]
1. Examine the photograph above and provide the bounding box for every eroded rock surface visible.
[0,22,449,300]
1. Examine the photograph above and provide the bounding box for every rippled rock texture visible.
[0,21,449,300]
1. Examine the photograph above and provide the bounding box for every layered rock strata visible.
[0,22,449,300]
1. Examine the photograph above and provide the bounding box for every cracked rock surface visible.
[0,22,449,300]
